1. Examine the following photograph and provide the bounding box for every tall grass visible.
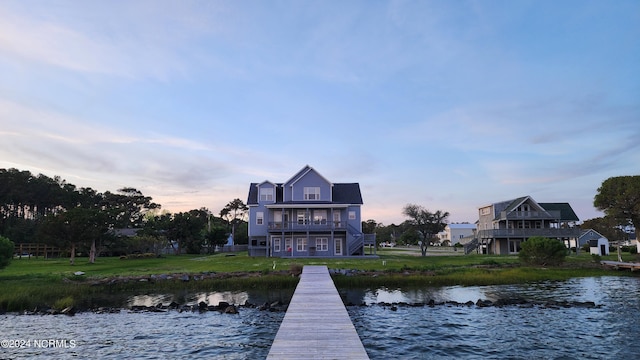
[1,251,637,312]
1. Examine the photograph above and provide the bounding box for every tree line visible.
[1,168,637,265]
[0,168,248,263]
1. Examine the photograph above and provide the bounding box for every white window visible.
[335,238,342,255]
[297,210,308,224]
[273,237,281,252]
[348,211,356,220]
[256,212,264,225]
[517,204,530,212]
[272,211,282,228]
[317,238,328,251]
[285,238,292,252]
[314,210,327,224]
[304,187,320,200]
[260,187,273,201]
[297,238,307,252]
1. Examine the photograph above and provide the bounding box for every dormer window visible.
[304,187,320,200]
[260,187,274,201]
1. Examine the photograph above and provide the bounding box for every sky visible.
[0,0,638,225]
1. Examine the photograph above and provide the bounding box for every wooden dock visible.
[267,265,369,360]
[601,260,640,271]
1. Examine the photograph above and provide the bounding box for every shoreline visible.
[2,252,638,314]
[3,263,636,315]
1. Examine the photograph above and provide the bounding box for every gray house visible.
[578,229,607,248]
[475,196,581,255]
[246,165,375,257]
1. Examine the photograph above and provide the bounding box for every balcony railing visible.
[268,221,346,232]
[477,228,581,238]
[498,210,562,220]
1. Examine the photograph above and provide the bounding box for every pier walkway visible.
[267,265,369,359]
[601,260,640,271]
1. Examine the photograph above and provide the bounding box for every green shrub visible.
[518,237,567,266]
[289,263,303,276]
[591,254,601,263]
[53,296,75,310]
[0,236,15,270]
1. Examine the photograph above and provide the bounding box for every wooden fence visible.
[14,243,63,259]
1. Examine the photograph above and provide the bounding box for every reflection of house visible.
[578,229,606,249]
[246,165,375,257]
[438,224,476,245]
[476,196,580,255]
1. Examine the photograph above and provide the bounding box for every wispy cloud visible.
[0,98,254,199]
[0,1,232,81]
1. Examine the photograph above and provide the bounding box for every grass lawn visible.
[1,249,638,312]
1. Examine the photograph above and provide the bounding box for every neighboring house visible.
[438,223,477,246]
[589,238,610,256]
[110,228,141,237]
[246,165,375,257]
[476,196,580,255]
[578,229,607,249]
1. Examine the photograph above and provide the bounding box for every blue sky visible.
[1,0,638,225]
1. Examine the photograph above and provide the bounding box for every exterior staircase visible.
[346,224,364,255]
[347,224,376,255]
[462,237,479,255]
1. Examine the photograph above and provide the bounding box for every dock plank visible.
[267,265,369,360]
[601,260,640,271]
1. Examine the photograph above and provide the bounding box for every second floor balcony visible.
[268,220,347,232]
[498,210,562,221]
[477,228,581,238]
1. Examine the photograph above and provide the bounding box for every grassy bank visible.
[1,250,637,312]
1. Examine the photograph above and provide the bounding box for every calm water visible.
[348,276,640,359]
[1,276,638,359]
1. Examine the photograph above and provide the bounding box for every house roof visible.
[284,165,333,188]
[489,196,579,222]
[503,196,531,213]
[247,182,362,205]
[579,229,606,240]
[110,228,141,237]
[447,223,476,230]
[538,203,579,222]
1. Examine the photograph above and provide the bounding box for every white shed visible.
[589,238,609,256]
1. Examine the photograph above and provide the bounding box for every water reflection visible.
[347,276,640,360]
[341,276,640,306]
[1,276,638,359]
[127,289,293,308]
[128,291,250,307]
